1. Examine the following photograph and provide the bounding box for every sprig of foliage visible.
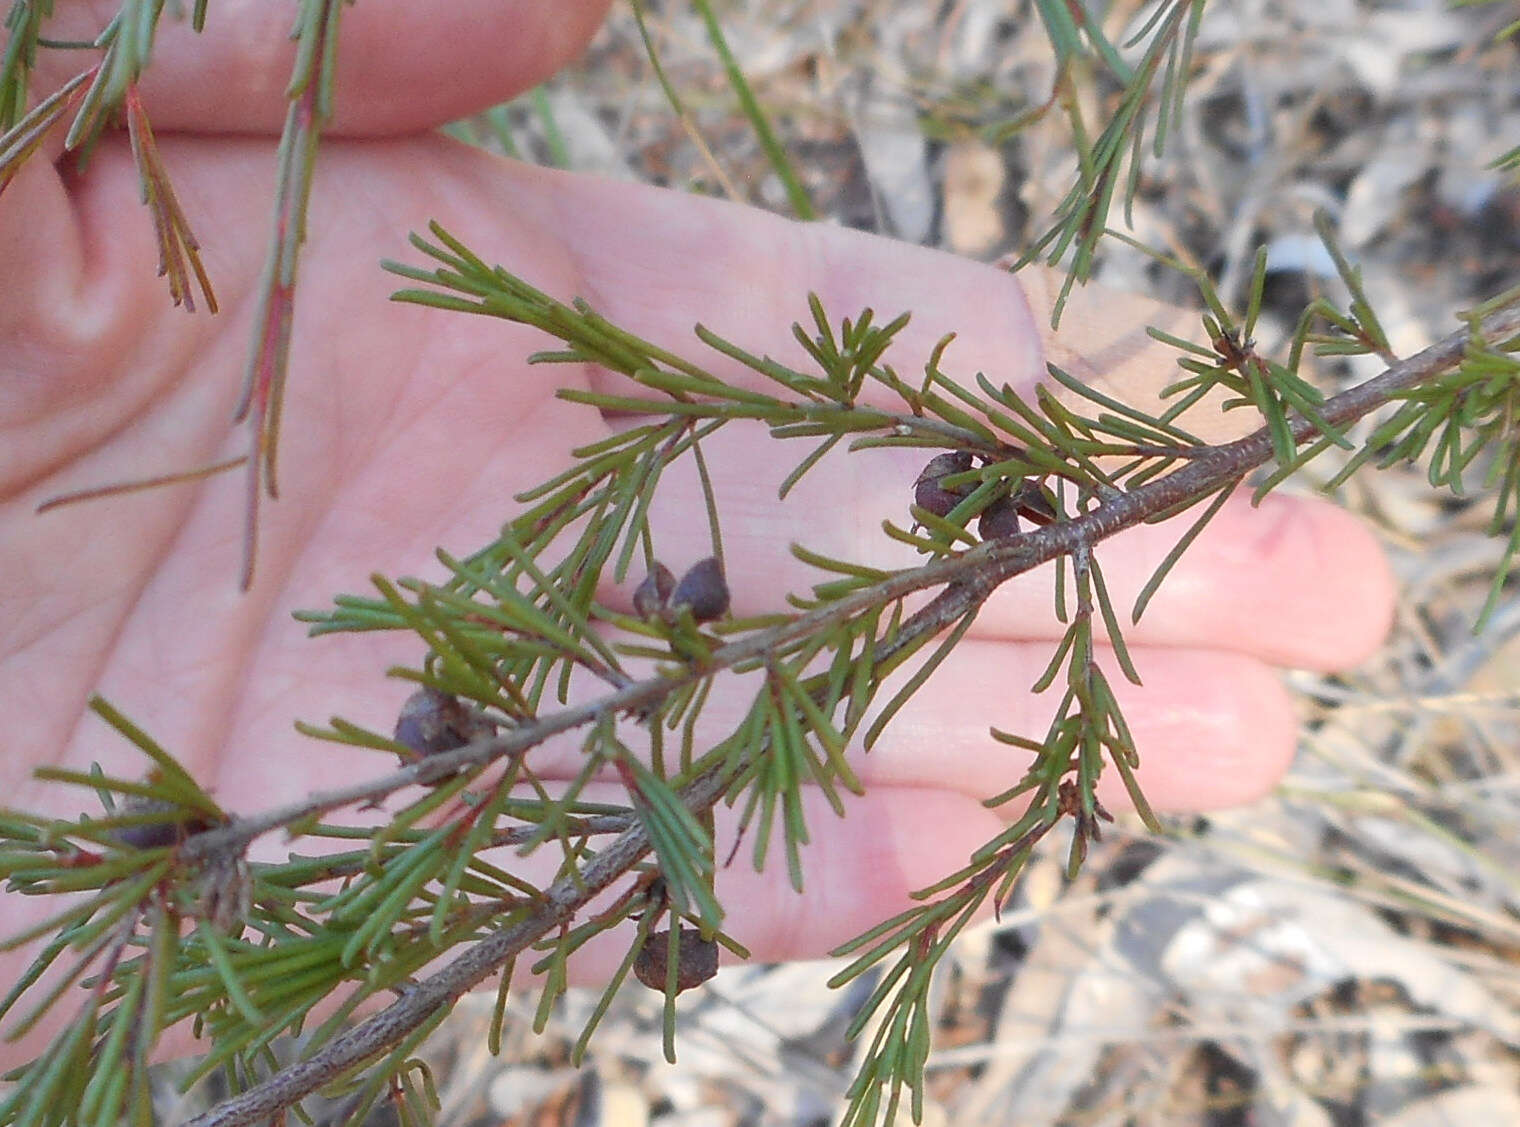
[232,0,351,588]
[1013,0,1208,323]
[1320,285,1520,628]
[8,208,1520,1125]
[7,3,1520,1126]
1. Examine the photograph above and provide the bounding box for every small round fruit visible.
[394,687,496,759]
[110,795,210,850]
[633,562,676,618]
[913,451,974,517]
[977,496,1022,540]
[633,926,720,993]
[670,557,730,623]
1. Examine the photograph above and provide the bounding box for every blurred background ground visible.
[186,2,1520,1125]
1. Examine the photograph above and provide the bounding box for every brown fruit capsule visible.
[1013,480,1059,526]
[633,926,720,993]
[977,495,1022,540]
[394,687,497,761]
[633,562,676,618]
[109,795,210,850]
[913,451,974,518]
[670,557,729,623]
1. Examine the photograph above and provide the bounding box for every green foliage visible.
[688,0,814,218]
[1322,291,1520,628]
[1016,0,1208,323]
[4,3,1520,1127]
[10,236,1519,1124]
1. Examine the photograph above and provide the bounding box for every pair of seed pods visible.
[632,556,730,623]
[914,451,1056,539]
[393,558,730,763]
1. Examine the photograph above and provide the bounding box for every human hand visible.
[0,0,1392,1057]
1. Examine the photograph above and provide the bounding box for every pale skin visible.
[0,1,1394,1062]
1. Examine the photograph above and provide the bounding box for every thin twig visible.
[182,300,1520,1127]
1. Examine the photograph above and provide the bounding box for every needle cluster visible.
[3,4,1520,1127]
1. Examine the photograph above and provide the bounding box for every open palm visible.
[0,1,1393,1054]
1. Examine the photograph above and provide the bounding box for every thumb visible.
[22,0,616,136]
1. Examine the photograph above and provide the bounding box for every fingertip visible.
[1227,492,1397,672]
[56,0,617,135]
[328,0,618,134]
[1106,652,1299,813]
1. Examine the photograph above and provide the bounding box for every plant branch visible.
[178,298,1520,1127]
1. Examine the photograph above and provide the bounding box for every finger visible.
[467,636,1293,819]
[529,169,1254,449]
[538,167,1051,404]
[519,634,1299,981]
[513,166,1218,429]
[838,640,1298,812]
[610,426,1393,671]
[29,0,613,136]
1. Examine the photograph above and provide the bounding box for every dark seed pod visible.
[1013,480,1059,526]
[110,795,210,850]
[670,557,729,623]
[913,451,974,518]
[394,687,497,761]
[977,495,1022,540]
[633,926,720,993]
[633,562,676,618]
